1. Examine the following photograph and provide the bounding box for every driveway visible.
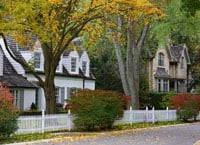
[19,123,200,145]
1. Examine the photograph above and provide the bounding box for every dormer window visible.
[158,53,164,66]
[71,57,77,72]
[34,52,41,69]
[82,61,87,74]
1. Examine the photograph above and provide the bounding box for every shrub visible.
[67,89,124,130]
[30,102,37,110]
[140,92,177,109]
[169,93,200,121]
[0,83,19,137]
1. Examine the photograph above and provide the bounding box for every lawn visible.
[0,120,185,144]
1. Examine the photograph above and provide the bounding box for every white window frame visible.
[157,79,161,92]
[157,79,169,92]
[71,57,77,72]
[55,87,60,103]
[34,52,41,69]
[158,53,164,67]
[163,79,169,92]
[82,61,87,74]
[10,89,20,108]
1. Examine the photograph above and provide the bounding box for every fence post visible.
[42,110,45,133]
[166,106,169,121]
[130,106,133,126]
[146,106,148,122]
[68,109,71,131]
[152,107,155,123]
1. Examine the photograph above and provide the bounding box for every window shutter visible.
[20,90,24,111]
[67,87,71,99]
[61,87,65,104]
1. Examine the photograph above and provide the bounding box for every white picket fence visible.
[16,108,200,134]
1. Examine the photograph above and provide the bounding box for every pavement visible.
[4,123,200,145]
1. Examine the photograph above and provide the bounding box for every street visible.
[33,123,200,145]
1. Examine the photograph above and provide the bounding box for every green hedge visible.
[140,92,177,109]
[67,89,125,130]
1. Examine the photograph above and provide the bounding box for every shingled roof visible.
[3,35,95,80]
[0,54,35,88]
[154,67,171,78]
[169,44,187,63]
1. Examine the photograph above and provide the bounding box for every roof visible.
[154,67,171,78]
[4,35,95,80]
[0,55,35,88]
[168,44,190,64]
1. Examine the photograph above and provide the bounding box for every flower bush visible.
[67,89,125,131]
[0,83,19,137]
[169,93,200,121]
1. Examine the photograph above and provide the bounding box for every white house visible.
[0,36,95,111]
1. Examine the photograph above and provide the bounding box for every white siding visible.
[23,89,36,110]
[0,39,25,75]
[63,51,79,74]
[25,73,95,111]
[79,51,90,77]
[0,49,3,76]
[20,51,33,62]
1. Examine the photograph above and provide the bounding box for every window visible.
[10,90,20,108]
[71,57,76,72]
[163,80,168,92]
[82,61,87,74]
[157,79,161,92]
[180,56,184,69]
[157,79,169,92]
[34,52,41,69]
[55,87,60,103]
[158,53,164,66]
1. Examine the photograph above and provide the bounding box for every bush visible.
[140,92,172,109]
[30,102,37,110]
[67,89,125,130]
[0,83,19,137]
[169,93,200,121]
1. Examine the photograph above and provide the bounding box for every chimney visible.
[0,48,3,76]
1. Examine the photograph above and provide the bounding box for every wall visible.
[23,89,36,110]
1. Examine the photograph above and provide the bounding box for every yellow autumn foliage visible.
[0,0,164,50]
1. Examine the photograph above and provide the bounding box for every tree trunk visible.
[42,43,59,114]
[112,16,149,109]
[44,80,56,114]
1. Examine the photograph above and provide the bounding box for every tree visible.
[0,0,164,112]
[149,0,200,90]
[181,0,200,16]
[107,1,164,109]
[0,0,118,114]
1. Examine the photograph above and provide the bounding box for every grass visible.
[0,120,189,144]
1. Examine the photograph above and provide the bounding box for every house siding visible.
[63,51,79,74]
[0,39,25,75]
[23,89,36,110]
[79,51,90,77]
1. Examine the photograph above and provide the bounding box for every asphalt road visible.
[32,123,200,145]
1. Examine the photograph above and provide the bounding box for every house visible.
[148,43,192,93]
[0,36,95,111]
